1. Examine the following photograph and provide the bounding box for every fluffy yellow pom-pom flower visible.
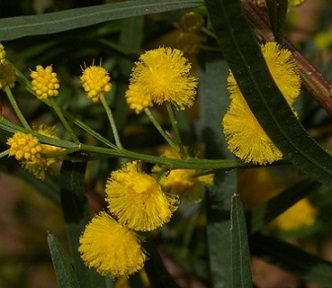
[80,65,112,102]
[271,198,317,231]
[223,42,301,165]
[0,43,6,64]
[105,161,178,231]
[0,62,17,89]
[79,212,146,277]
[30,65,60,100]
[125,47,197,113]
[227,42,301,105]
[223,94,283,165]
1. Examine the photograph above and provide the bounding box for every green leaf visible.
[199,53,236,288]
[205,0,332,185]
[251,233,332,287]
[60,160,104,288]
[0,0,203,41]
[265,0,288,42]
[47,233,80,288]
[231,194,253,287]
[248,179,320,233]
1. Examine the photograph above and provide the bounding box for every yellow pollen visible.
[80,65,112,102]
[30,65,60,100]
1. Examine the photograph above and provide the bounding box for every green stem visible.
[100,94,123,149]
[4,86,31,131]
[44,145,81,158]
[144,108,179,152]
[80,143,250,170]
[49,98,80,144]
[166,103,186,157]
[0,149,9,159]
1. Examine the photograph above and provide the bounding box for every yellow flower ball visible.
[7,127,61,180]
[80,65,112,102]
[30,65,60,100]
[223,94,283,165]
[271,198,317,231]
[223,42,301,165]
[79,212,146,277]
[0,62,16,89]
[125,47,197,113]
[227,42,301,106]
[7,132,42,162]
[105,161,178,231]
[0,43,6,65]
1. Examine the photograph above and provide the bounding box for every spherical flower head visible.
[125,83,153,113]
[271,198,317,231]
[105,161,178,231]
[79,212,146,277]
[227,42,301,106]
[0,62,17,89]
[126,47,197,113]
[0,44,6,65]
[7,127,62,180]
[7,132,47,179]
[222,94,283,165]
[7,132,42,162]
[30,65,60,100]
[80,65,112,102]
[179,12,204,33]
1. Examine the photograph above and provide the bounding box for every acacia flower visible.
[125,47,197,113]
[30,65,60,100]
[239,168,317,232]
[154,147,213,200]
[223,42,300,165]
[80,65,112,102]
[7,127,62,180]
[105,161,178,231]
[79,212,146,277]
[223,94,283,165]
[271,198,317,231]
[227,42,301,105]
[0,44,6,64]
[0,62,16,89]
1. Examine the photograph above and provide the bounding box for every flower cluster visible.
[7,125,62,180]
[0,44,16,89]
[80,65,112,102]
[30,65,60,100]
[222,42,301,165]
[79,161,178,277]
[125,47,198,113]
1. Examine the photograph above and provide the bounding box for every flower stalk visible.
[100,94,123,149]
[4,86,31,131]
